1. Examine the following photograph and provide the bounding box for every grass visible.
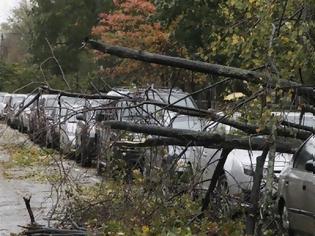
[68,180,245,235]
[1,144,57,182]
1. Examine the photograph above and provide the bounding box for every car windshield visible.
[22,95,35,105]
[58,107,80,123]
[4,96,11,104]
[87,99,108,107]
[119,101,157,120]
[284,113,315,127]
[60,97,85,108]
[12,96,25,105]
[46,97,58,107]
[146,91,196,108]
[0,95,5,103]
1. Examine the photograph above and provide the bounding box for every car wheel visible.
[214,174,231,218]
[52,134,60,150]
[217,173,229,194]
[281,204,294,236]
[80,144,91,167]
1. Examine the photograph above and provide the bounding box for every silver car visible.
[6,94,27,129]
[278,135,315,235]
[75,99,108,167]
[18,95,35,132]
[52,97,85,154]
[0,92,9,119]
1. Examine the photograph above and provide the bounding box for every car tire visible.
[217,173,229,194]
[80,143,91,167]
[280,204,294,236]
[213,173,231,217]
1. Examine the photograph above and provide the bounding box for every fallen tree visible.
[104,121,301,153]
[86,39,315,102]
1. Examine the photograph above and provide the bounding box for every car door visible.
[284,136,315,232]
[301,137,315,232]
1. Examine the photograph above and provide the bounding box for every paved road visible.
[0,124,101,235]
[0,125,53,235]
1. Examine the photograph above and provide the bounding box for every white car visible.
[53,97,85,154]
[75,99,109,166]
[224,149,292,195]
[59,107,79,154]
[6,94,27,128]
[219,111,314,195]
[0,92,9,119]
[172,111,311,197]
[98,88,222,185]
[18,95,35,132]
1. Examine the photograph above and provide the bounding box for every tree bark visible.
[245,148,269,236]
[23,196,35,224]
[15,92,41,117]
[41,86,122,100]
[87,39,315,101]
[104,121,300,153]
[201,148,232,212]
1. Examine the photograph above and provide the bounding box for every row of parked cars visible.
[0,89,314,234]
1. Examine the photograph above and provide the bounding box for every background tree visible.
[91,0,173,87]
[154,0,315,106]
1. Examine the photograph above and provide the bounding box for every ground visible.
[0,124,100,235]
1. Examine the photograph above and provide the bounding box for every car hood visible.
[226,149,293,172]
[170,115,203,131]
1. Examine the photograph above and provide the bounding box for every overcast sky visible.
[0,0,22,24]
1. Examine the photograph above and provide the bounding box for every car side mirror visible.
[76,114,85,121]
[305,160,315,173]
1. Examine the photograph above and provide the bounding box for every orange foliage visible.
[91,0,170,85]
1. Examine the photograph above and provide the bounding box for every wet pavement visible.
[0,124,100,235]
[0,125,53,235]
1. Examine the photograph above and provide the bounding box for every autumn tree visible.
[91,0,175,87]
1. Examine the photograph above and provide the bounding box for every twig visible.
[45,38,71,90]
[23,196,36,224]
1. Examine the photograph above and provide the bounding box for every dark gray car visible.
[278,135,315,235]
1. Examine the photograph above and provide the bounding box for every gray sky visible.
[0,0,22,24]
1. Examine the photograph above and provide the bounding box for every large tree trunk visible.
[201,148,232,212]
[104,121,301,153]
[245,148,269,235]
[87,39,315,102]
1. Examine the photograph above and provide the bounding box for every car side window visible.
[293,136,315,171]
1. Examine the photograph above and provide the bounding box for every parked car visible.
[0,92,9,119]
[75,99,109,167]
[95,88,222,184]
[220,111,315,196]
[50,96,85,154]
[2,94,12,118]
[278,135,315,235]
[223,149,292,196]
[18,94,35,132]
[29,94,59,145]
[6,94,27,129]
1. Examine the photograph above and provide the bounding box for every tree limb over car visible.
[86,39,315,102]
[104,121,301,154]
